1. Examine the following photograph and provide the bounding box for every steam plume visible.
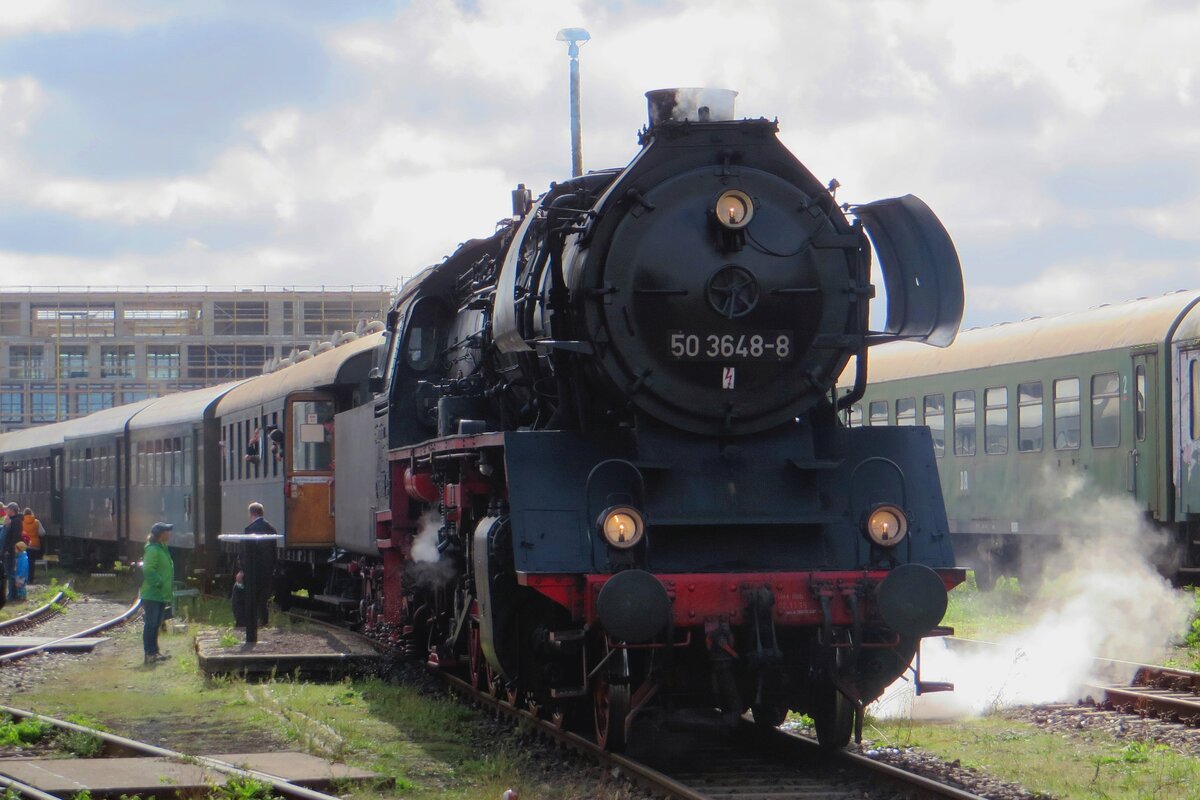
[872,470,1193,720]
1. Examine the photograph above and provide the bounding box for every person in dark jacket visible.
[140,522,175,665]
[240,502,277,626]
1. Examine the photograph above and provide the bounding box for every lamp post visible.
[556,28,590,178]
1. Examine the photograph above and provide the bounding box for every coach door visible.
[284,394,336,546]
[1131,351,1160,517]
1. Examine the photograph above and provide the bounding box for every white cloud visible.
[2,0,1199,328]
[0,0,162,38]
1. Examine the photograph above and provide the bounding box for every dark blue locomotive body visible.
[375,89,966,749]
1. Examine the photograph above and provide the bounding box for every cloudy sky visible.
[0,0,1197,328]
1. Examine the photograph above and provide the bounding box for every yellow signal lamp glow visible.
[598,506,645,549]
[865,504,909,548]
[715,190,754,230]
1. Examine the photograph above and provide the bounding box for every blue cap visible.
[150,522,174,536]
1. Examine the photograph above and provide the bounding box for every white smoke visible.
[411,509,442,564]
[872,470,1194,720]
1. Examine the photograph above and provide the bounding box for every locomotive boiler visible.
[372,88,966,749]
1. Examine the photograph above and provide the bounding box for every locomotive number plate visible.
[668,331,793,361]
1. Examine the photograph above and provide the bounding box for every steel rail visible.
[0,596,141,664]
[0,773,61,800]
[0,586,71,634]
[0,705,344,800]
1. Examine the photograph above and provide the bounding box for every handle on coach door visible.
[1127,449,1138,493]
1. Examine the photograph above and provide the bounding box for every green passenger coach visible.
[842,291,1200,587]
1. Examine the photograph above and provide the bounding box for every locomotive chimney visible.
[645,88,737,127]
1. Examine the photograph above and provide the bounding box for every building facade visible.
[0,286,393,431]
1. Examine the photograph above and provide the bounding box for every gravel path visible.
[0,591,138,697]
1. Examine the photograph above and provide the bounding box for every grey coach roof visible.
[843,291,1200,385]
[215,331,385,416]
[61,397,162,442]
[127,380,247,431]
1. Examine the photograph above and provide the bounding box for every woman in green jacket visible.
[141,522,174,665]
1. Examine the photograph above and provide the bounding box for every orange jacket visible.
[22,515,42,548]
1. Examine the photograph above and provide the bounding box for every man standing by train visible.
[243,502,277,626]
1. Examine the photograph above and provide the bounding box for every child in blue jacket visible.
[13,541,29,601]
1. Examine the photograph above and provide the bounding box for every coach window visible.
[985,387,1009,454]
[292,399,335,472]
[183,436,192,485]
[924,394,945,457]
[1191,361,1200,440]
[869,400,888,426]
[953,390,976,456]
[1135,365,1147,441]
[166,444,175,487]
[896,397,916,426]
[1091,373,1120,447]
[271,411,280,476]
[1053,377,1081,450]
[1017,382,1043,451]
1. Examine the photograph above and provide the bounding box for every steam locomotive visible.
[370,88,967,749]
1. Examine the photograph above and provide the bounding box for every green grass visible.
[942,572,1030,640]
[868,715,1200,800]
[17,612,612,799]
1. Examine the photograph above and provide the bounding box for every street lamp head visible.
[556,27,591,44]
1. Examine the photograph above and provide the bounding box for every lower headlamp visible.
[865,504,908,547]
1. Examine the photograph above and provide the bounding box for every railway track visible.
[440,669,987,799]
[0,594,139,665]
[0,704,351,800]
[1085,664,1200,725]
[0,587,72,635]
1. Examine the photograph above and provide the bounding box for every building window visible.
[101,345,136,378]
[1135,365,1147,442]
[147,347,181,380]
[57,346,89,379]
[0,303,23,336]
[32,305,115,338]
[953,390,976,456]
[303,298,384,337]
[187,345,269,380]
[1018,381,1043,452]
[122,388,156,404]
[1053,377,1081,450]
[77,391,114,415]
[122,304,197,336]
[1092,372,1121,448]
[984,387,1008,455]
[214,301,268,336]
[9,346,44,380]
[0,386,22,423]
[896,397,916,426]
[868,400,888,426]
[30,390,67,423]
[924,394,945,457]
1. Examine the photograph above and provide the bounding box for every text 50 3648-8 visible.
[668,331,793,361]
